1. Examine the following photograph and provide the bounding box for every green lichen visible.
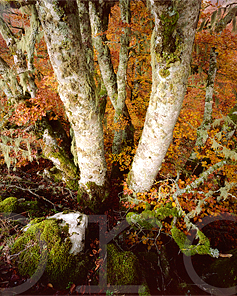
[0,197,18,213]
[126,203,180,230]
[159,68,170,78]
[10,219,90,289]
[107,244,140,285]
[171,227,212,256]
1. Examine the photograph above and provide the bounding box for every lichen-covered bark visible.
[77,0,94,76]
[36,0,107,195]
[190,47,218,158]
[27,4,40,72]
[128,0,201,192]
[89,0,134,173]
[89,1,118,108]
[112,0,131,155]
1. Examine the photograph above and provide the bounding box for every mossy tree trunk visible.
[35,0,108,202]
[127,0,201,192]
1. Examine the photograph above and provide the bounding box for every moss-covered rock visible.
[0,196,40,217]
[10,218,91,289]
[107,244,140,285]
[0,197,18,213]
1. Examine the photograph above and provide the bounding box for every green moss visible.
[0,197,18,213]
[11,219,90,289]
[107,244,140,285]
[126,210,162,230]
[171,227,212,256]
[154,6,183,67]
[18,200,39,217]
[46,166,78,190]
[155,202,181,220]
[138,284,151,296]
[160,8,179,49]
[126,203,180,230]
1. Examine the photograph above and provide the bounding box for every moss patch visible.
[107,244,140,286]
[0,197,18,213]
[18,200,39,217]
[10,218,90,289]
[171,227,213,256]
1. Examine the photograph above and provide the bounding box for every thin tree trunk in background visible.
[89,0,134,177]
[128,0,201,193]
[190,47,218,159]
[112,0,131,155]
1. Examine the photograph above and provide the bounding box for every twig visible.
[0,184,56,210]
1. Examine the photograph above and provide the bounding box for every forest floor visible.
[0,159,236,295]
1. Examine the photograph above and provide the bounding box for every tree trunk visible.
[89,0,135,178]
[127,0,201,192]
[190,46,218,159]
[36,0,108,204]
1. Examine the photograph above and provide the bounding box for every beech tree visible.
[0,0,202,209]
[127,0,201,192]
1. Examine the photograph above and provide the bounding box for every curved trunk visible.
[128,0,201,192]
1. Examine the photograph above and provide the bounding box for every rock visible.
[46,211,88,255]
[11,212,90,289]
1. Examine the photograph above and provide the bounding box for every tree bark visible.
[127,0,201,192]
[35,0,108,200]
[112,0,131,155]
[89,0,134,178]
[190,46,218,160]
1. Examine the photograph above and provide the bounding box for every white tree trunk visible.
[128,0,201,192]
[36,0,107,193]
